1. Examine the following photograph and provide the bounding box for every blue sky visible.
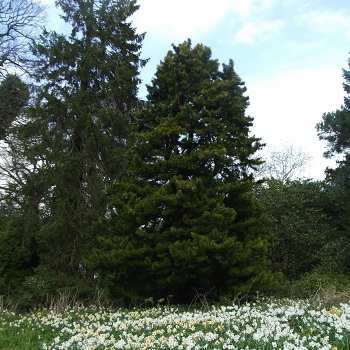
[41,0,350,179]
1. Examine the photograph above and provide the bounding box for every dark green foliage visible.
[89,40,276,303]
[0,0,145,305]
[316,109,350,158]
[255,179,333,279]
[288,269,350,300]
[0,75,29,138]
[255,176,350,298]
[0,217,37,303]
[27,0,144,289]
[316,53,350,276]
[316,56,350,160]
[319,165,350,274]
[316,54,350,184]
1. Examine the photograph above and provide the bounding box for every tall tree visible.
[4,0,146,298]
[0,0,45,76]
[316,53,350,277]
[0,74,41,307]
[89,40,276,303]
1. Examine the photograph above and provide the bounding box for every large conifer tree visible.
[90,40,275,303]
[5,0,146,295]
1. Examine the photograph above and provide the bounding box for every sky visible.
[40,0,350,179]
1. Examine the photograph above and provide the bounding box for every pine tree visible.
[316,54,350,281]
[317,55,350,162]
[4,0,146,297]
[90,40,276,303]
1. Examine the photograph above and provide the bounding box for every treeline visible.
[0,0,349,309]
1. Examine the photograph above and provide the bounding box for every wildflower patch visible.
[1,299,350,349]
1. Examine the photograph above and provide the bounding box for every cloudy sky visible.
[41,0,350,179]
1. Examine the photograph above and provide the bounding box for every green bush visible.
[0,219,36,299]
[255,179,333,279]
[272,268,350,306]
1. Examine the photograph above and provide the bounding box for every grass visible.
[0,298,349,349]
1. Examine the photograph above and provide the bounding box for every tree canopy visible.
[0,0,146,304]
[89,40,276,303]
[0,74,29,138]
[3,0,349,309]
[317,56,350,163]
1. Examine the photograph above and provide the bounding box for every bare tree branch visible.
[256,143,312,182]
[0,0,46,76]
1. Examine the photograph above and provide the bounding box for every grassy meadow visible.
[0,298,349,349]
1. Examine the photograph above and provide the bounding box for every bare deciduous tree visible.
[257,143,312,182]
[0,0,45,76]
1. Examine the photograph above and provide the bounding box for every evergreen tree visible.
[90,40,276,303]
[316,54,350,277]
[317,55,350,163]
[0,75,41,307]
[3,0,146,299]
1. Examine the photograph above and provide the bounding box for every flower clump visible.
[2,299,350,349]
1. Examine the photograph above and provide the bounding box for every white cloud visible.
[296,9,350,37]
[235,20,284,44]
[247,67,344,179]
[259,0,276,9]
[229,0,253,16]
[133,0,253,40]
[40,0,55,5]
[41,0,254,40]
